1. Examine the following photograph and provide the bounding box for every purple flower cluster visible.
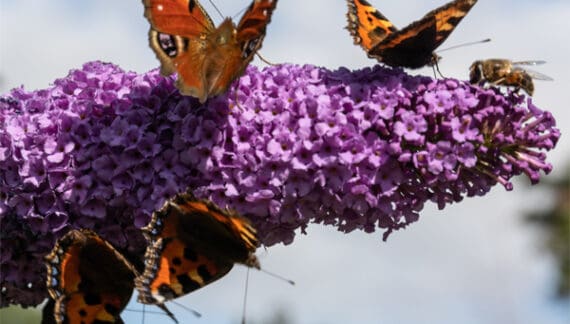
[0,61,560,307]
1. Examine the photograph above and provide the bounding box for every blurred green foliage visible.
[0,305,41,324]
[526,163,570,298]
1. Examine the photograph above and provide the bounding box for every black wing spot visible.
[177,275,201,293]
[83,293,102,306]
[104,303,121,316]
[197,264,214,282]
[158,283,178,300]
[188,0,197,13]
[183,247,198,262]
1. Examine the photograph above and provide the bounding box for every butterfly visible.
[346,0,478,68]
[469,59,553,96]
[43,229,176,324]
[142,0,279,103]
[135,192,259,304]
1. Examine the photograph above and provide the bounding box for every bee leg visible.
[489,78,506,86]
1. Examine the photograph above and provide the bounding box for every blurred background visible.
[1,0,569,323]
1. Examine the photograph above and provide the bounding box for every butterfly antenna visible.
[437,38,491,53]
[142,304,145,324]
[170,300,202,318]
[258,268,296,286]
[157,303,180,323]
[241,268,251,324]
[124,307,165,315]
[207,0,225,20]
[256,52,276,66]
[233,5,249,20]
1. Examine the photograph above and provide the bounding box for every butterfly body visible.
[136,192,259,305]
[469,59,553,96]
[346,0,477,69]
[144,0,278,103]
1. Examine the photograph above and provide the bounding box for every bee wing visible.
[515,67,554,81]
[511,60,547,66]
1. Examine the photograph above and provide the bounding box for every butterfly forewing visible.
[346,0,397,51]
[431,0,477,44]
[143,0,215,36]
[236,0,278,57]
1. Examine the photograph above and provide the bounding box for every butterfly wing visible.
[346,0,398,52]
[368,0,478,68]
[173,195,259,260]
[235,0,279,62]
[143,0,216,100]
[41,299,57,324]
[143,0,214,36]
[44,229,136,324]
[136,192,260,304]
[136,237,234,304]
[202,0,279,100]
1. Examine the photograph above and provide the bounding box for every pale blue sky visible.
[1,0,569,323]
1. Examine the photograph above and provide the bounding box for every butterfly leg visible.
[231,88,245,112]
[255,52,276,66]
[432,62,445,78]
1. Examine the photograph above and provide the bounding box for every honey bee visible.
[469,59,553,96]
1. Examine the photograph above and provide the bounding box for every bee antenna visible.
[437,38,491,53]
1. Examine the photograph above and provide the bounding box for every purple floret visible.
[0,61,560,307]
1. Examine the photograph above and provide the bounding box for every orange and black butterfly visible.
[43,229,176,324]
[346,0,478,68]
[142,0,278,103]
[135,192,259,304]
[469,59,553,96]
